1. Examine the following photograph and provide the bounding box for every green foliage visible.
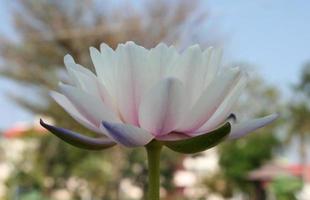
[269,176,303,200]
[297,63,310,96]
[15,191,51,200]
[219,131,279,191]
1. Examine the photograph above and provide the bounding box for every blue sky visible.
[0,0,310,130]
[206,0,310,88]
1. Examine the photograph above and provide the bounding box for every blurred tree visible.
[286,63,310,181]
[0,0,213,199]
[297,63,310,97]
[212,76,282,199]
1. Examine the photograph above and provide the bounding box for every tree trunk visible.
[253,181,266,200]
[299,132,308,182]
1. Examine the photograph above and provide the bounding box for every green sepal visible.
[40,119,116,150]
[163,122,231,154]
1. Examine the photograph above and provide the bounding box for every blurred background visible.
[0,0,309,199]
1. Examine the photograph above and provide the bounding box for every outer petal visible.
[139,78,187,136]
[114,42,152,125]
[50,91,101,133]
[59,83,120,128]
[101,121,154,147]
[229,114,278,139]
[176,67,242,133]
[193,74,247,134]
[40,119,115,150]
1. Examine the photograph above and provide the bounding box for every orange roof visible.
[248,163,310,182]
[3,122,46,139]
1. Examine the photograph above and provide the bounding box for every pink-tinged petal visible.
[156,132,190,141]
[139,78,187,136]
[59,83,120,128]
[114,42,153,125]
[101,121,154,147]
[176,67,242,133]
[229,114,279,139]
[50,91,101,133]
[192,75,247,135]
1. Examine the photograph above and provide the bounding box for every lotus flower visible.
[41,41,278,153]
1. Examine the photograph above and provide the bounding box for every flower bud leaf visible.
[40,119,115,150]
[163,122,231,154]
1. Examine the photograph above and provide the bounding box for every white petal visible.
[50,91,101,133]
[193,74,247,134]
[100,43,114,54]
[64,54,97,91]
[166,45,204,105]
[114,42,153,125]
[90,46,115,82]
[229,114,278,139]
[176,67,242,133]
[203,47,223,87]
[139,78,187,136]
[64,54,88,84]
[90,46,117,98]
[64,54,116,112]
[148,43,179,80]
[101,121,154,147]
[59,83,120,127]
[64,54,98,80]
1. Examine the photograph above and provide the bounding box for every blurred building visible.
[248,162,310,200]
[174,149,219,198]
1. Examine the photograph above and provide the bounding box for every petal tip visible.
[228,113,279,140]
[89,46,97,52]
[64,54,74,64]
[39,118,45,126]
[100,43,112,52]
[101,121,111,130]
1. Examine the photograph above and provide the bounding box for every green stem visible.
[146,140,163,200]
